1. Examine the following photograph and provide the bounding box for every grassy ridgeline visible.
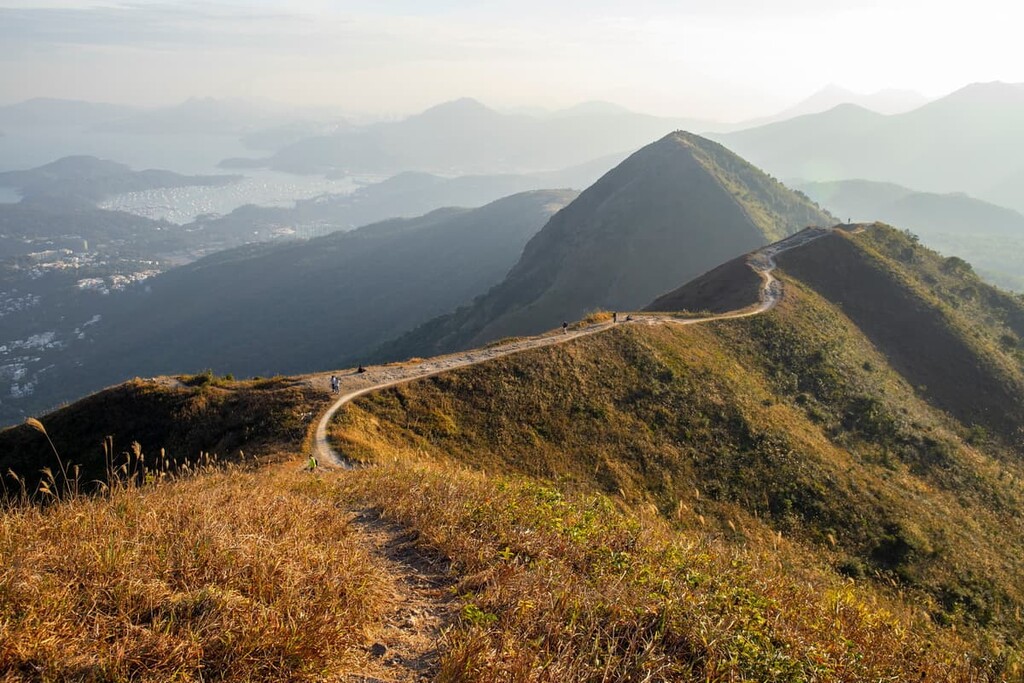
[0,374,330,496]
[331,226,1024,674]
[3,224,1024,679]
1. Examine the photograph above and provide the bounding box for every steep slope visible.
[330,225,1024,665]
[381,131,832,358]
[774,226,1024,439]
[798,179,1024,290]
[718,81,1024,213]
[651,223,1024,441]
[0,374,328,494]
[3,190,575,425]
[5,225,1022,679]
[644,253,763,314]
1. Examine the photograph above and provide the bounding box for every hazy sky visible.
[1,0,1022,120]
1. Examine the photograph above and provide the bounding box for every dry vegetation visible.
[4,223,1024,680]
[0,458,397,682]
[2,450,997,681]
[340,460,989,682]
[0,374,330,495]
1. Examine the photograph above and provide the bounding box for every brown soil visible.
[337,508,458,682]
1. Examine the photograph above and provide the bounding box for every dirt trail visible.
[313,225,836,468]
[339,509,457,683]
[311,225,840,680]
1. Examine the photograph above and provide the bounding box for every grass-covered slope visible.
[6,225,1024,680]
[798,179,1024,291]
[333,226,1024,672]
[775,226,1024,441]
[644,253,764,314]
[1,455,990,682]
[378,132,832,360]
[0,464,395,681]
[0,373,328,495]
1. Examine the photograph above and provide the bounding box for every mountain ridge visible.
[3,222,1022,678]
[716,81,1024,213]
[378,131,833,359]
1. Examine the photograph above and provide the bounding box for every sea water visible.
[0,125,375,222]
[98,170,370,224]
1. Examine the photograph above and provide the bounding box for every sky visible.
[1,0,1023,121]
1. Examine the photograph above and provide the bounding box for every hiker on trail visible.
[357,365,367,374]
[330,375,338,393]
[613,312,617,323]
[562,321,568,334]
[625,314,633,322]
[307,454,318,471]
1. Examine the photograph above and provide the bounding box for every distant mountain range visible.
[204,150,627,236]
[716,82,1024,214]
[235,98,717,175]
[739,85,929,128]
[0,190,576,425]
[798,179,1024,291]
[379,131,833,359]
[91,97,314,136]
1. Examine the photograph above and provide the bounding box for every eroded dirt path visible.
[340,509,458,683]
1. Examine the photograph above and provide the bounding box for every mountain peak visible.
[416,98,498,120]
[380,132,832,356]
[937,80,1024,105]
[28,155,130,178]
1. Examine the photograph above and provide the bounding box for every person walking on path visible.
[562,321,568,334]
[613,312,617,323]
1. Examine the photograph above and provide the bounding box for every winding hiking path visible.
[313,225,836,468]
[310,225,842,681]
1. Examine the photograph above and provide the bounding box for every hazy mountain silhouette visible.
[93,97,299,136]
[0,155,239,203]
[739,85,929,128]
[0,189,576,424]
[255,98,716,175]
[199,158,615,240]
[717,82,1024,213]
[798,179,1024,290]
[379,132,833,358]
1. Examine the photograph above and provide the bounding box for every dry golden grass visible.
[331,311,1024,679]
[579,310,614,325]
[338,460,992,682]
[0,463,391,682]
